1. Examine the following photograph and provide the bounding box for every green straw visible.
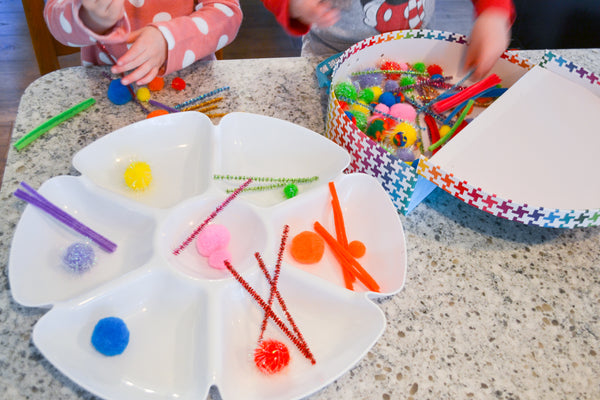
[14,97,96,151]
[427,99,474,152]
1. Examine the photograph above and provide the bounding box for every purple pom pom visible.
[62,242,95,273]
[395,148,416,162]
[353,68,383,89]
[384,80,400,92]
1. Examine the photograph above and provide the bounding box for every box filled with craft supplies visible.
[325,29,600,228]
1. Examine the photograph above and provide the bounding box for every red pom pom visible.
[171,77,186,91]
[254,339,290,374]
[379,60,402,80]
[427,64,443,76]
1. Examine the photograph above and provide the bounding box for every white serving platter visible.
[9,111,407,400]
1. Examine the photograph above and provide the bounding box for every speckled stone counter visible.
[1,51,599,400]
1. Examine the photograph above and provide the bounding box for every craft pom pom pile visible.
[334,59,506,161]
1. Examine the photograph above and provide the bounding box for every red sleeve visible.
[471,0,516,23]
[261,0,310,36]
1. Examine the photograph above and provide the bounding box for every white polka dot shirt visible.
[44,0,242,76]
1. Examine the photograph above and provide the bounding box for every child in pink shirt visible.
[44,0,242,85]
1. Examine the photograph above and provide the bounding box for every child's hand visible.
[111,26,167,86]
[464,9,511,79]
[80,0,125,34]
[289,0,340,28]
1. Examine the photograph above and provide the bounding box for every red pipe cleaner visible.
[257,225,288,342]
[424,114,441,155]
[431,74,501,114]
[254,253,314,363]
[253,227,314,365]
[224,258,316,364]
[173,178,252,255]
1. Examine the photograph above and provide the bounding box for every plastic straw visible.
[428,99,474,151]
[14,182,117,253]
[148,100,179,113]
[442,86,507,124]
[424,114,441,155]
[431,74,501,113]
[14,98,96,151]
[313,221,380,292]
[423,69,475,108]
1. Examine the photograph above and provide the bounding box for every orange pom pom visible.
[147,76,164,91]
[146,109,169,119]
[348,240,366,258]
[290,231,325,264]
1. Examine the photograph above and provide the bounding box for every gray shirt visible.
[303,0,436,56]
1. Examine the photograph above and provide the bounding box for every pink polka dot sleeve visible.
[149,0,242,75]
[44,0,242,74]
[44,0,131,47]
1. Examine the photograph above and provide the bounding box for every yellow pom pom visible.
[124,161,152,191]
[439,125,451,137]
[136,87,151,102]
[390,122,418,147]
[369,86,383,102]
[350,102,370,114]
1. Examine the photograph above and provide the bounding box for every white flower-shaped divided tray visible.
[9,112,407,400]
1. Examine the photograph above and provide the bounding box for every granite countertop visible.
[1,50,599,400]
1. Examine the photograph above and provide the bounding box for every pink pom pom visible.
[195,224,230,257]
[398,62,409,71]
[373,103,389,117]
[207,248,231,270]
[389,103,417,122]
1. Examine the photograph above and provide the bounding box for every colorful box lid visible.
[326,30,600,228]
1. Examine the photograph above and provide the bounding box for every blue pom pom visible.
[91,317,130,356]
[107,79,132,105]
[344,111,356,123]
[378,91,396,107]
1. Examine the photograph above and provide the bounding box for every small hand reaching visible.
[111,26,167,86]
[289,0,340,28]
[80,0,125,34]
[464,9,511,79]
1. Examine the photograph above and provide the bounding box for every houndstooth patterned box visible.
[325,30,600,228]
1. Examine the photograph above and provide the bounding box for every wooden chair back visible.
[22,0,80,75]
